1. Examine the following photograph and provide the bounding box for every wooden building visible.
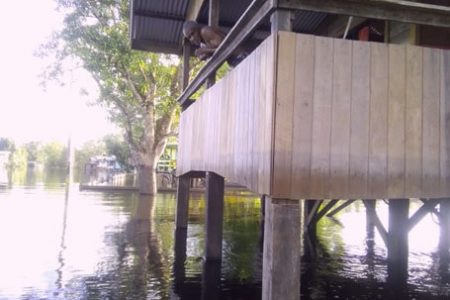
[130,1,450,299]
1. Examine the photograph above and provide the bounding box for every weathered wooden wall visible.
[177,31,450,199]
[273,32,450,199]
[177,35,276,195]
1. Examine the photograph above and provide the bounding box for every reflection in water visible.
[0,180,449,299]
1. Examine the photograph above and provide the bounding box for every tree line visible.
[0,135,130,176]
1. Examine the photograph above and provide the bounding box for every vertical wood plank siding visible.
[177,35,276,195]
[177,32,450,199]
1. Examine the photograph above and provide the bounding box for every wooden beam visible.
[186,0,206,21]
[311,199,339,224]
[407,198,441,231]
[178,0,274,108]
[186,170,206,178]
[134,10,185,22]
[326,199,356,217]
[182,39,191,90]
[207,0,220,87]
[277,0,450,28]
[306,200,323,226]
[209,0,220,27]
[271,9,293,32]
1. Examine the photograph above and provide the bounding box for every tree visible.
[40,141,68,170]
[39,0,181,194]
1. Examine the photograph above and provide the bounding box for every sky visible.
[0,1,119,147]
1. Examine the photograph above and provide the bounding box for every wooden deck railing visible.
[177,0,450,111]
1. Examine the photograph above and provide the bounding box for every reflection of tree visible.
[222,196,261,282]
[60,194,171,299]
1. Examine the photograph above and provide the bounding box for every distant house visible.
[84,155,122,184]
[0,151,10,186]
[157,141,177,172]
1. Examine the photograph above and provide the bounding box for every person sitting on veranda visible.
[182,20,247,67]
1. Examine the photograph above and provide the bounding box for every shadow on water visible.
[1,177,450,299]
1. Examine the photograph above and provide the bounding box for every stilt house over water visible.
[130,1,450,299]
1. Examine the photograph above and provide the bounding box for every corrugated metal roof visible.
[133,0,188,18]
[130,0,329,54]
[198,0,252,27]
[130,0,188,54]
[293,11,328,33]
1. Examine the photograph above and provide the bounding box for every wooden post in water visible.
[259,195,266,251]
[201,260,221,300]
[263,198,301,300]
[175,174,191,229]
[387,199,409,284]
[364,199,376,268]
[204,171,224,260]
[303,199,318,261]
[365,199,376,241]
[173,227,187,294]
[439,199,450,276]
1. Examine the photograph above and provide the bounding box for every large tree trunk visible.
[137,163,157,195]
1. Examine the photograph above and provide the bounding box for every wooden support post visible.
[364,200,376,241]
[271,9,293,32]
[182,40,191,90]
[439,199,450,277]
[206,0,219,87]
[175,174,191,229]
[363,199,376,270]
[201,260,221,300]
[303,200,318,261]
[364,200,376,260]
[173,227,187,293]
[263,198,301,300]
[204,171,224,260]
[259,195,266,251]
[305,200,322,230]
[387,199,410,284]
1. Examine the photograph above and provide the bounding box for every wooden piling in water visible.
[175,174,191,229]
[387,199,410,283]
[204,172,224,261]
[263,198,301,300]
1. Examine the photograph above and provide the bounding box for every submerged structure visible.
[130,0,450,299]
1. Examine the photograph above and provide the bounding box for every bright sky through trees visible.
[0,1,118,146]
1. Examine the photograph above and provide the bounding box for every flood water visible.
[0,175,449,299]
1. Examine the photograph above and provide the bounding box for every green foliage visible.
[24,141,42,162]
[39,0,181,154]
[8,147,27,171]
[102,134,132,171]
[40,142,68,169]
[39,0,183,193]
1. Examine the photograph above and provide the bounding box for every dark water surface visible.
[0,181,449,299]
